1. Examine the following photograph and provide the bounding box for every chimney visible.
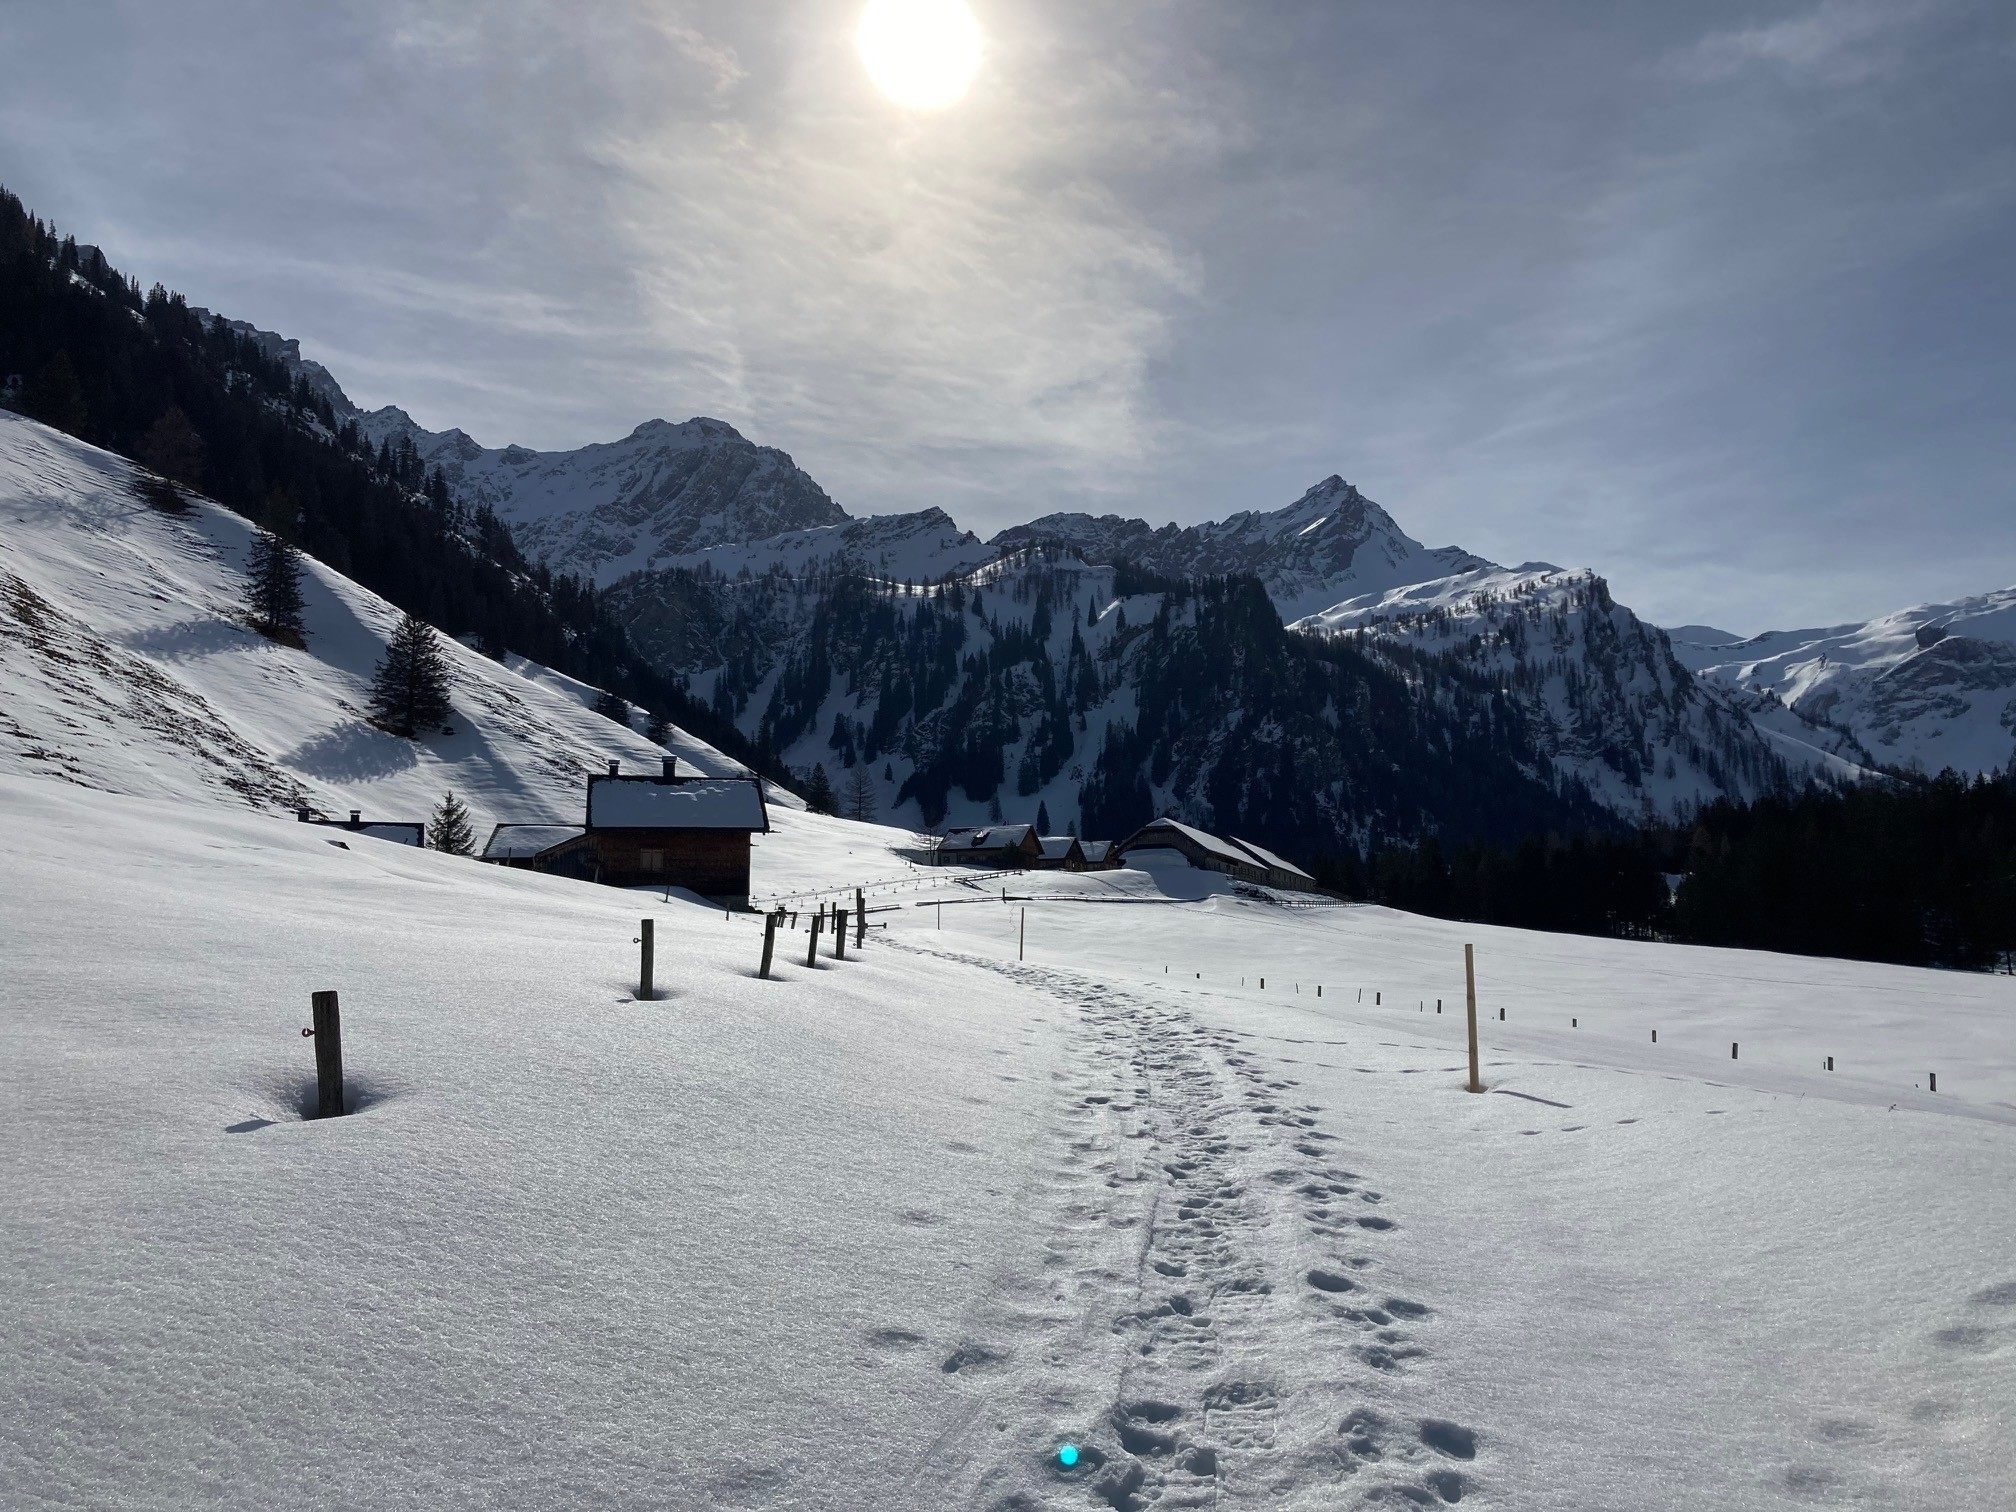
[348,810,361,826]
[662,756,678,781]
[607,760,620,777]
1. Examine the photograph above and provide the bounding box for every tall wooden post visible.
[638,920,654,1001]
[760,912,779,979]
[311,990,344,1118]
[1464,944,1481,1094]
[855,889,867,947]
[1019,907,1026,961]
[835,908,848,960]
[807,911,822,967]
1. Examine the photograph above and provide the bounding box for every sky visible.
[1,0,2011,631]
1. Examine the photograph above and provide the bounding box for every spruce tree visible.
[247,527,307,645]
[1036,799,1053,833]
[644,710,671,744]
[803,763,838,815]
[430,790,476,856]
[368,613,454,738]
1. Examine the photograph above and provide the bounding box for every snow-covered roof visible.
[587,777,769,831]
[1038,836,1082,861]
[1126,817,1259,870]
[1080,840,1112,863]
[482,823,586,860]
[939,824,1035,852]
[1230,836,1316,883]
[300,814,424,846]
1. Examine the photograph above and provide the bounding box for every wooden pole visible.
[1464,944,1481,1094]
[1930,1071,1937,1092]
[835,908,848,960]
[855,889,867,948]
[1731,1042,1738,1060]
[1019,907,1026,961]
[807,911,822,967]
[759,912,778,979]
[638,919,655,1001]
[310,990,344,1118]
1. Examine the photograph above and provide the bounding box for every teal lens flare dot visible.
[1057,1443,1080,1469]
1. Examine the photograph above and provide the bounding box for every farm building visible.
[1114,816,1324,894]
[934,823,1042,867]
[1033,835,1087,870]
[480,758,770,906]
[297,808,423,847]
[1079,840,1115,868]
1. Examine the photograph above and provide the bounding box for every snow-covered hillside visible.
[5,772,2012,1510]
[0,411,759,834]
[996,475,1493,624]
[1672,589,2016,776]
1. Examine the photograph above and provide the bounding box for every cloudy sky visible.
[2,0,2011,629]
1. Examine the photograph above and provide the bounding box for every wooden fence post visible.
[807,911,822,967]
[760,912,778,979]
[310,990,344,1118]
[1930,1071,1937,1092]
[1019,907,1026,961]
[1731,1042,1738,1060]
[835,909,848,960]
[855,889,867,948]
[1464,944,1481,1094]
[638,920,654,1000]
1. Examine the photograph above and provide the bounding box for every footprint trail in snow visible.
[893,948,1484,1510]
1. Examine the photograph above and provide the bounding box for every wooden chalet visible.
[934,823,1043,868]
[1031,835,1088,870]
[1079,840,1115,869]
[481,758,770,906]
[298,808,424,847]
[1114,815,1323,894]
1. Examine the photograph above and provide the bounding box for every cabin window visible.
[640,849,665,871]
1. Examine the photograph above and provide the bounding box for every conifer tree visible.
[802,763,838,815]
[592,688,631,726]
[843,764,878,824]
[368,613,454,737]
[644,710,671,744]
[430,790,476,856]
[247,527,307,645]
[1037,799,1053,833]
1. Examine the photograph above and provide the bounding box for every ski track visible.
[891,944,1482,1510]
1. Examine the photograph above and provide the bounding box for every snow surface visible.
[6,779,2012,1510]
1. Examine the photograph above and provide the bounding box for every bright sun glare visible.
[857,0,983,112]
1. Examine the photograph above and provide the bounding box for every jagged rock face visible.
[1298,566,1809,819]
[993,476,1492,622]
[356,411,848,583]
[1672,587,2016,776]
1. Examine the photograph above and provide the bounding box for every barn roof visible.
[1230,837,1316,883]
[1080,840,1113,863]
[586,777,769,832]
[1038,836,1082,861]
[482,823,586,860]
[1129,817,1258,870]
[940,823,1035,852]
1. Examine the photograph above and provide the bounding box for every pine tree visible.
[644,710,670,744]
[430,790,476,856]
[22,352,87,436]
[1036,799,1053,833]
[802,763,838,815]
[138,405,205,487]
[247,528,307,645]
[843,764,878,824]
[592,688,631,726]
[368,613,454,738]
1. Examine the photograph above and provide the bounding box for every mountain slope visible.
[1672,590,2016,776]
[0,411,757,831]
[1294,566,1830,819]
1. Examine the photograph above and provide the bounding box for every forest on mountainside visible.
[1354,769,2016,971]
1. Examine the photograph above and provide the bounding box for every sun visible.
[857,0,983,112]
